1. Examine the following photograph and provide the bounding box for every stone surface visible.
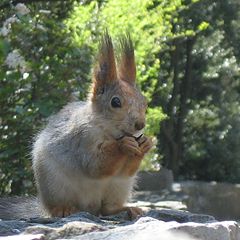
[146,209,215,223]
[173,221,240,240]
[74,217,196,240]
[0,220,31,236]
[1,183,240,240]
[0,210,239,240]
[135,174,240,221]
[130,189,188,211]
[136,169,174,191]
[180,181,240,220]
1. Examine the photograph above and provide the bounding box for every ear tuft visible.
[118,33,136,85]
[92,30,117,100]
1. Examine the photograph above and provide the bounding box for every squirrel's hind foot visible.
[49,206,78,218]
[101,206,144,220]
[125,206,144,220]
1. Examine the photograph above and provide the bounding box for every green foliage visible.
[197,21,209,31]
[146,107,166,137]
[181,21,240,182]
[141,107,166,171]
[0,3,92,194]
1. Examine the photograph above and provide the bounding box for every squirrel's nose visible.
[135,121,145,131]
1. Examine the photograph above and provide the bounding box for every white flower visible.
[39,10,51,14]
[0,27,10,37]
[15,3,30,15]
[5,50,27,73]
[23,72,29,79]
[0,16,19,37]
[5,16,19,25]
[36,23,47,31]
[0,4,30,37]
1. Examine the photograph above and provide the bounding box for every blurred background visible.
[0,0,240,196]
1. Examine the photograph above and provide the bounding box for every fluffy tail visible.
[0,196,44,220]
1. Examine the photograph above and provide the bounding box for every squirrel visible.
[0,32,153,220]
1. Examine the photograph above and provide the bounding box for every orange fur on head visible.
[92,31,117,99]
[118,34,136,85]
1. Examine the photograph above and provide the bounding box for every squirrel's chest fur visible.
[32,101,135,214]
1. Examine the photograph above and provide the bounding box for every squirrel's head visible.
[89,32,147,139]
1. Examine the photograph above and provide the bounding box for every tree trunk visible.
[175,37,195,177]
[160,37,195,179]
[160,39,180,172]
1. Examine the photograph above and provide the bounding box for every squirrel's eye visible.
[111,97,121,108]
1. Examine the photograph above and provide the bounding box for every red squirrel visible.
[0,32,153,220]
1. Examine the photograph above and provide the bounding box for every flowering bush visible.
[0,3,92,194]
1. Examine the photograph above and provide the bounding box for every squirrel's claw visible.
[139,136,153,154]
[126,206,144,220]
[118,136,142,156]
[50,206,77,218]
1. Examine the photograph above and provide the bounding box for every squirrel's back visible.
[36,101,89,142]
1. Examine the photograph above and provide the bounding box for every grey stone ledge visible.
[0,210,239,240]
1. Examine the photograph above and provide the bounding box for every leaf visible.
[198,21,209,31]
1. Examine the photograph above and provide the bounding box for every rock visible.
[25,221,107,239]
[136,169,174,191]
[0,220,31,236]
[0,210,239,240]
[172,221,240,240]
[75,217,196,240]
[146,209,216,223]
[134,218,240,240]
[128,199,187,211]
[1,234,44,240]
[132,181,240,221]
[180,181,240,220]
[1,185,240,240]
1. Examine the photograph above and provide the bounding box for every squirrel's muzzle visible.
[135,121,145,131]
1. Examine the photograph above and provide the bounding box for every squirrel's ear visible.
[92,31,117,98]
[118,34,136,85]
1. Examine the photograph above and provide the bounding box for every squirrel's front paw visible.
[137,135,153,155]
[118,136,142,157]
